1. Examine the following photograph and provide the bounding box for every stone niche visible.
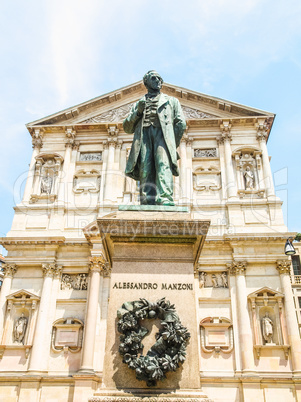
[200,317,233,354]
[248,287,290,359]
[30,153,64,203]
[51,318,83,353]
[233,149,264,199]
[0,290,40,359]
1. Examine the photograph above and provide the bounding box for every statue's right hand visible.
[137,99,146,114]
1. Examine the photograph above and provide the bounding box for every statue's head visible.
[143,70,163,91]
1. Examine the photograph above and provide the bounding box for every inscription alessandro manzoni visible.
[112,282,193,290]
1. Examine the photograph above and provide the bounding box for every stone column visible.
[256,121,275,198]
[228,269,242,373]
[104,127,119,204]
[277,260,301,374]
[99,141,109,206]
[220,121,237,199]
[179,135,188,203]
[23,129,43,202]
[228,261,254,375]
[28,263,58,373]
[79,255,107,373]
[47,265,63,343]
[217,137,227,200]
[0,264,18,340]
[186,136,193,205]
[58,128,76,203]
[115,140,124,202]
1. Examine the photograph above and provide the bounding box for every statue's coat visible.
[123,93,186,181]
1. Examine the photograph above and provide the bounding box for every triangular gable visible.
[7,289,40,301]
[26,81,274,128]
[248,287,284,299]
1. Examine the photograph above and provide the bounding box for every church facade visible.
[0,81,299,402]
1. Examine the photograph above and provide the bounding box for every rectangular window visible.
[298,297,301,309]
[292,255,301,276]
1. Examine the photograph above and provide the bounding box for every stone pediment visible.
[82,102,217,124]
[248,287,284,299]
[26,81,274,128]
[7,289,40,302]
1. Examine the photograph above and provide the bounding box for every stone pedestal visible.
[94,209,210,400]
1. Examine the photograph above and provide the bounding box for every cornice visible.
[0,237,89,247]
[26,116,274,136]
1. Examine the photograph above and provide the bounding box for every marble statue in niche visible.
[40,172,53,194]
[244,166,255,190]
[262,312,274,344]
[14,313,28,344]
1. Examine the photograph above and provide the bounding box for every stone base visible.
[89,388,213,401]
[118,205,189,212]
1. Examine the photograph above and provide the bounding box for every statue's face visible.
[146,72,162,91]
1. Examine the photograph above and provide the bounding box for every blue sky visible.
[1,0,301,253]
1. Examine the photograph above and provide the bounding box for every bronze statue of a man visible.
[123,71,186,205]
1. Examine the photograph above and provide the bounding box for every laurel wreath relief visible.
[117,298,191,387]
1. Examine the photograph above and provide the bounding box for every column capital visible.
[180,133,192,146]
[31,128,43,149]
[2,263,18,278]
[42,263,58,278]
[227,260,247,275]
[72,141,80,151]
[116,140,123,149]
[107,126,119,137]
[256,120,268,142]
[65,127,76,148]
[53,265,63,278]
[276,259,291,275]
[89,255,111,277]
[219,120,232,141]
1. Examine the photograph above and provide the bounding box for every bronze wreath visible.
[117,297,190,387]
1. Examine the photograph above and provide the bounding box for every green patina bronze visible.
[123,71,186,206]
[117,297,190,387]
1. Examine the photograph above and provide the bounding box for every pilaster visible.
[79,255,109,373]
[256,119,275,198]
[219,120,237,199]
[28,262,59,373]
[227,260,255,375]
[0,264,18,340]
[23,129,43,202]
[276,259,301,374]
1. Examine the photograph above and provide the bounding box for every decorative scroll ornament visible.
[117,298,190,387]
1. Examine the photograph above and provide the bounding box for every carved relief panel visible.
[0,290,40,359]
[193,148,217,158]
[61,273,88,290]
[79,152,102,162]
[82,103,216,123]
[30,153,64,203]
[247,287,289,359]
[199,271,228,288]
